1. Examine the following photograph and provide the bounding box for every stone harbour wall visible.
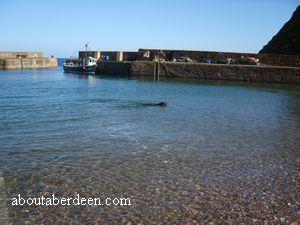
[0,51,44,59]
[0,51,57,70]
[96,61,300,84]
[79,51,138,61]
[155,62,300,84]
[96,61,131,75]
[79,50,300,67]
[2,58,57,70]
[0,59,5,69]
[139,49,300,68]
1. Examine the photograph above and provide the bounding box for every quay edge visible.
[95,61,300,85]
[0,52,57,70]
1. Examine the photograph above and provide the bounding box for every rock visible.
[91,218,102,225]
[0,176,4,186]
[259,6,300,55]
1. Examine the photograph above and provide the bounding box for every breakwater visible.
[96,61,300,84]
[0,52,57,70]
[87,49,300,68]
[137,49,300,68]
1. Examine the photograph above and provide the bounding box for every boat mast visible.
[85,43,88,57]
[85,42,89,65]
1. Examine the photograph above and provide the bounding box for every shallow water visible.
[0,66,299,224]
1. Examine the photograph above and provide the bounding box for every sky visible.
[0,0,299,57]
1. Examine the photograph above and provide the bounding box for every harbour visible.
[1,48,299,85]
[96,60,300,84]
[67,48,300,84]
[1,1,299,224]
[0,67,299,224]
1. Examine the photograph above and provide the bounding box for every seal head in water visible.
[141,101,167,107]
[157,102,167,107]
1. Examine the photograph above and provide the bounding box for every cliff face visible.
[259,6,300,55]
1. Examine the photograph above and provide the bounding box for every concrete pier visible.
[0,52,57,70]
[96,61,300,84]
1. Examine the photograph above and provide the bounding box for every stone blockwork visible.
[123,52,137,61]
[156,62,300,84]
[138,49,300,68]
[96,61,300,84]
[0,52,44,59]
[2,58,57,70]
[0,59,6,69]
[96,61,131,75]
[78,51,100,59]
[0,51,57,70]
[79,51,137,61]
[4,58,22,69]
[79,49,300,67]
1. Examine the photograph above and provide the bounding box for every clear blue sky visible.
[0,0,299,57]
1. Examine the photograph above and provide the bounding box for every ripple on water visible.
[0,69,299,223]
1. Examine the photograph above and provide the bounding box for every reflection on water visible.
[0,67,299,224]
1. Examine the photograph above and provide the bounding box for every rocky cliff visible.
[259,6,300,55]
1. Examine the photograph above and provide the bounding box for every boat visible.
[63,57,97,73]
[63,43,97,74]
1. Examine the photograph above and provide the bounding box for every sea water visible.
[0,63,299,224]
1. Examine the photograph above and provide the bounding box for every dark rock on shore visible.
[259,6,300,55]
